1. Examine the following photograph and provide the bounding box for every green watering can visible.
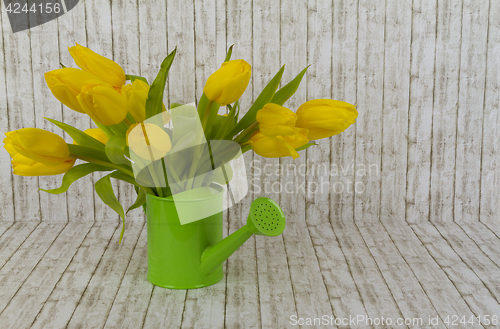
[146,185,286,289]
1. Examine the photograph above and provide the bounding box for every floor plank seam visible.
[352,221,408,326]
[28,222,95,328]
[0,222,41,272]
[379,221,447,326]
[0,222,69,317]
[141,286,155,329]
[278,234,300,322]
[431,221,500,306]
[0,222,15,239]
[407,221,493,320]
[101,221,147,328]
[454,222,500,270]
[64,223,120,327]
[179,290,189,328]
[327,220,371,323]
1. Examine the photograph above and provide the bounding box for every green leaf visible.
[68,144,112,163]
[125,74,148,84]
[271,65,309,106]
[127,189,146,214]
[95,174,126,244]
[295,142,317,152]
[60,62,66,68]
[105,135,130,165]
[45,118,105,151]
[40,163,111,194]
[109,170,138,186]
[146,48,177,119]
[197,93,209,120]
[227,65,285,138]
[224,45,234,62]
[170,102,183,109]
[94,122,115,139]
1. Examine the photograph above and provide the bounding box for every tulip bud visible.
[77,81,129,125]
[203,59,251,106]
[84,128,109,144]
[296,99,358,140]
[127,123,172,161]
[249,127,309,160]
[256,103,297,137]
[4,128,70,166]
[68,43,126,88]
[122,80,149,123]
[45,68,99,113]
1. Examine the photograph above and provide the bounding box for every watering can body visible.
[146,187,225,289]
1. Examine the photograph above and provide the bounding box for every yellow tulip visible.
[77,81,129,125]
[4,128,70,166]
[296,99,358,140]
[10,154,75,176]
[44,68,99,113]
[84,128,109,144]
[203,59,251,106]
[127,123,172,161]
[249,128,309,160]
[122,80,170,124]
[256,103,297,137]
[68,43,126,88]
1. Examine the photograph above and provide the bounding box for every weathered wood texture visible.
[0,0,497,224]
[0,220,499,328]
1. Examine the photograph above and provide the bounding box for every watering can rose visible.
[77,81,129,125]
[69,43,126,88]
[256,103,297,137]
[44,68,99,113]
[249,128,309,160]
[203,59,251,106]
[296,99,358,139]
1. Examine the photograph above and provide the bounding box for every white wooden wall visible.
[0,0,498,224]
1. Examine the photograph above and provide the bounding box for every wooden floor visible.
[1,219,500,328]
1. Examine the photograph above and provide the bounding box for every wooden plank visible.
[433,222,500,301]
[57,0,95,222]
[0,222,39,269]
[103,225,152,328]
[330,0,358,223]
[143,287,186,328]
[166,0,196,104]
[459,222,500,268]
[454,0,490,223]
[429,0,462,223]
[280,0,334,325]
[30,16,67,223]
[0,223,65,313]
[65,221,144,328]
[0,222,14,238]
[111,0,143,222]
[332,220,405,325]
[380,220,481,328]
[357,222,447,328]
[225,1,259,328]
[252,1,297,328]
[354,0,385,222]
[479,0,500,223]
[410,222,500,318]
[379,0,411,221]
[0,9,14,222]
[308,223,369,328]
[406,0,437,223]
[0,222,92,328]
[30,223,118,329]
[1,7,40,222]
[84,0,119,224]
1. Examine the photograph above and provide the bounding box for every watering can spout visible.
[200,197,286,276]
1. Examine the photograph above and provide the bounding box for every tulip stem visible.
[234,122,258,143]
[201,100,214,130]
[124,118,133,126]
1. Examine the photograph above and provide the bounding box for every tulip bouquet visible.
[3,44,357,242]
